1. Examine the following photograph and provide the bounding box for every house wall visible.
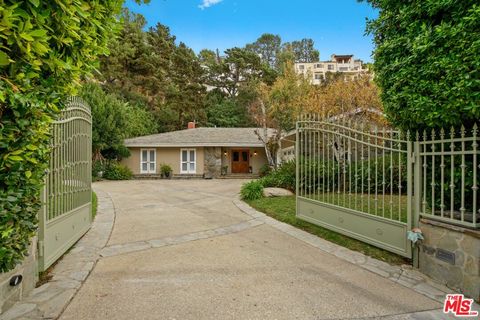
[221,147,268,175]
[122,147,205,176]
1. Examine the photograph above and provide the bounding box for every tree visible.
[80,83,157,161]
[202,47,275,98]
[205,90,253,127]
[284,39,320,63]
[245,33,282,69]
[363,0,480,131]
[162,43,207,129]
[0,0,147,272]
[249,60,312,167]
[100,10,206,131]
[306,75,384,124]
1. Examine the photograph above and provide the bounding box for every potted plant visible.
[160,164,173,179]
[221,165,228,176]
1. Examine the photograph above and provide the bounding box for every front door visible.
[231,150,250,173]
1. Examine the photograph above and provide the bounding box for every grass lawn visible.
[246,196,409,265]
[92,191,98,220]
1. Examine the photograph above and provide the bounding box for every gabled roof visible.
[124,127,275,148]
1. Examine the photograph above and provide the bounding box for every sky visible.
[125,0,378,62]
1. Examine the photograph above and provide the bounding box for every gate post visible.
[295,119,300,215]
[412,135,422,268]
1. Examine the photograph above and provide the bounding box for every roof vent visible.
[187,121,196,129]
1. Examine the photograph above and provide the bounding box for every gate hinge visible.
[38,240,44,257]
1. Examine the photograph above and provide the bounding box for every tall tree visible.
[284,39,320,63]
[363,0,480,131]
[203,47,275,98]
[249,59,312,167]
[245,33,282,69]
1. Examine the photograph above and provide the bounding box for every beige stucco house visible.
[121,125,272,178]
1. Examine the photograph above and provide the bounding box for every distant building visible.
[295,54,368,84]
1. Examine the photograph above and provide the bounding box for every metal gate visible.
[38,97,92,271]
[296,117,414,258]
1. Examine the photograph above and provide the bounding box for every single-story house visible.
[121,123,274,178]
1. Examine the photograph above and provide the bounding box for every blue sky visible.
[125,0,378,62]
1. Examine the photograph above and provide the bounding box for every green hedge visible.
[260,160,296,192]
[0,1,145,272]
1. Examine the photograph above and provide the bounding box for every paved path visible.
[55,180,451,320]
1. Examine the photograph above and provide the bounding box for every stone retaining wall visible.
[419,218,480,301]
[0,238,38,314]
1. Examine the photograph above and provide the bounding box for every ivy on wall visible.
[0,0,147,272]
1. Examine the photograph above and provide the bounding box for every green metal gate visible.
[38,97,92,271]
[296,117,414,258]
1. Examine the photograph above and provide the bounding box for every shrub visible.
[92,160,106,180]
[103,162,133,180]
[259,164,271,177]
[260,160,296,191]
[240,180,264,200]
[160,164,173,178]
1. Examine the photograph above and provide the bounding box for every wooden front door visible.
[231,150,250,173]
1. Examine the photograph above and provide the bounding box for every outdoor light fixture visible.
[224,151,227,156]
[254,151,257,156]
[9,275,22,287]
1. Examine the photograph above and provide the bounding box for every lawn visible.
[246,196,409,265]
[92,191,98,220]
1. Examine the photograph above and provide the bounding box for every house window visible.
[314,73,323,80]
[316,64,323,68]
[140,149,156,174]
[328,64,334,70]
[181,149,196,174]
[298,65,305,70]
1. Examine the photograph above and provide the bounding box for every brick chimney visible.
[187,121,196,129]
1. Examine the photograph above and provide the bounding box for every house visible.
[295,54,368,84]
[121,123,272,178]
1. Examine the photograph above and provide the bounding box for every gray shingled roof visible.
[124,127,275,147]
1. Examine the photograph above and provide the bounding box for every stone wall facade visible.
[0,238,38,314]
[419,219,480,301]
[204,147,222,178]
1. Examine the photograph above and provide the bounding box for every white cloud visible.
[199,0,223,10]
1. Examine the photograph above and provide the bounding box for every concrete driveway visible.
[60,180,441,320]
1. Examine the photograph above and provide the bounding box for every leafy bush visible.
[365,0,480,131]
[240,180,264,200]
[160,164,173,178]
[260,160,296,191]
[92,160,106,180]
[0,0,148,272]
[103,162,133,180]
[259,164,271,177]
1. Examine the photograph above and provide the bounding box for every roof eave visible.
[124,143,265,148]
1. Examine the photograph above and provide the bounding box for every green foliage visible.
[80,82,156,160]
[283,39,320,63]
[364,0,480,131]
[205,90,254,127]
[240,180,265,201]
[103,162,133,180]
[245,33,282,69]
[100,10,206,131]
[258,164,272,178]
[160,164,172,178]
[0,0,141,272]
[261,160,296,191]
[92,160,106,180]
